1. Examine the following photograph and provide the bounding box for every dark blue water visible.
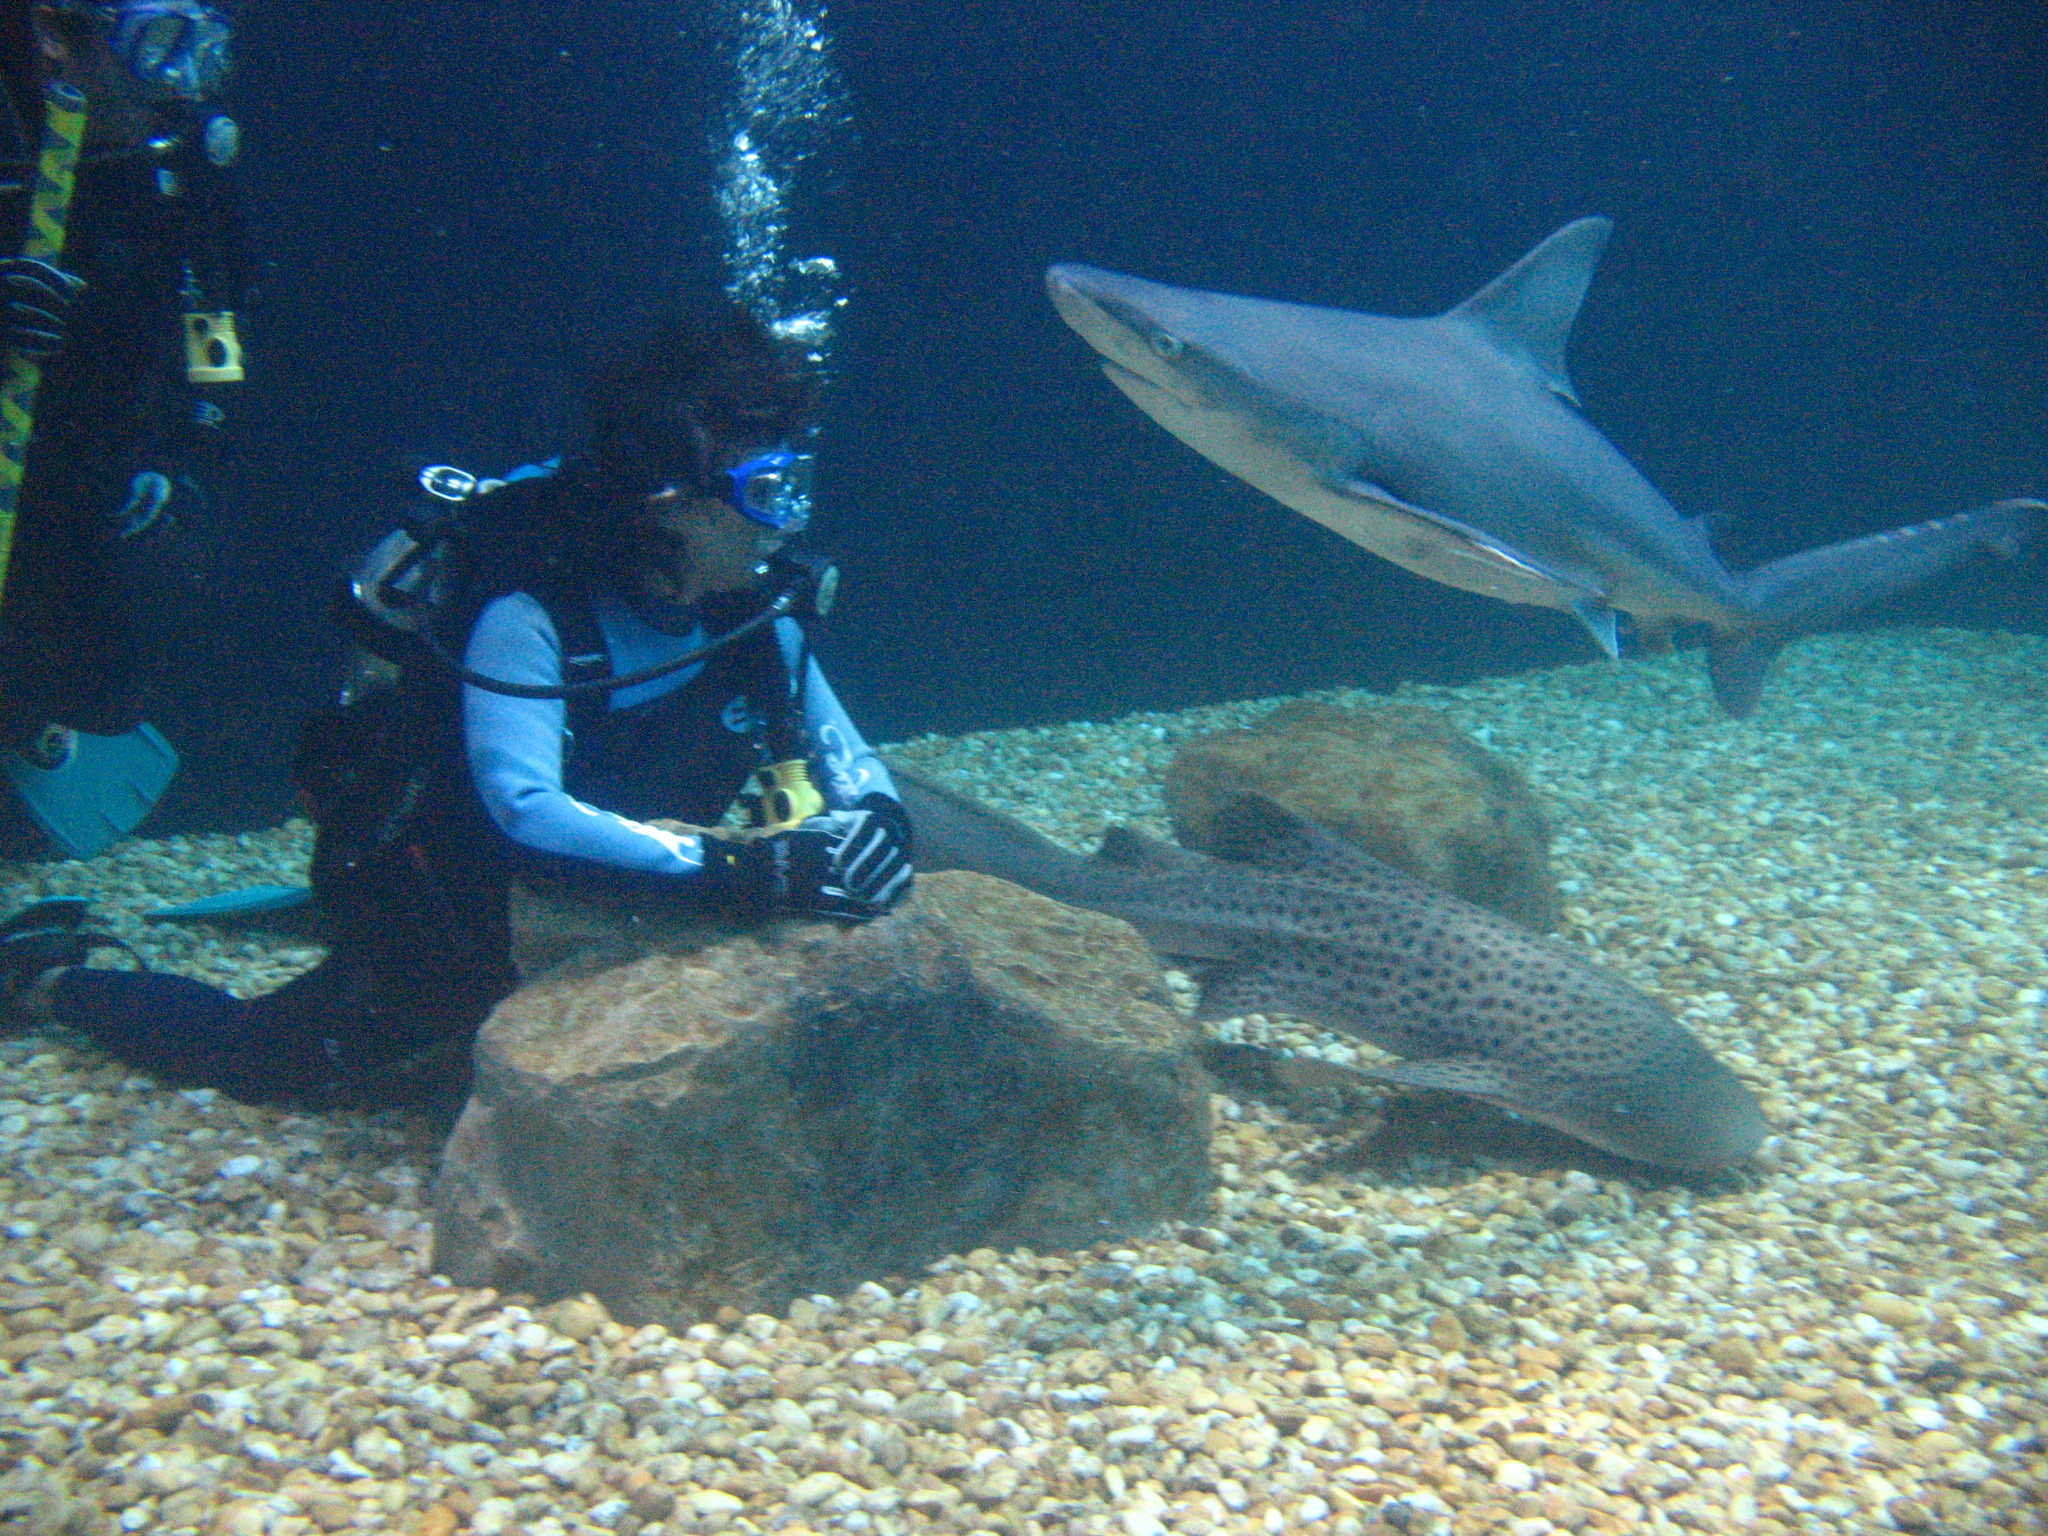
[141,0,2045,832]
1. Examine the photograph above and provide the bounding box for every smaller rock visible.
[689,1488,747,1517]
[788,1471,851,1507]
[1427,1311,1469,1352]
[1493,1460,1536,1492]
[1707,1333,1759,1374]
[1858,1291,1925,1328]
[542,1295,606,1341]
[1942,1450,1996,1486]
[1165,701,1558,928]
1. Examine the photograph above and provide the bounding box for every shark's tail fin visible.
[1704,632,1792,718]
[1710,497,2045,716]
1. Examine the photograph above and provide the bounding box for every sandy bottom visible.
[0,629,2043,1536]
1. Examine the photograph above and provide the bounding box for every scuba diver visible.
[0,308,912,1110]
[0,0,249,856]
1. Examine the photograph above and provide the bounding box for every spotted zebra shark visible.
[894,767,1765,1169]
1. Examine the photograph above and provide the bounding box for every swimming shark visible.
[1046,219,2045,715]
[893,767,1766,1170]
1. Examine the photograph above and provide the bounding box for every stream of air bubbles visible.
[711,0,850,376]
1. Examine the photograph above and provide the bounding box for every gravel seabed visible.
[0,627,2044,1536]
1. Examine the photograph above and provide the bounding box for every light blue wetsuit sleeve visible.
[778,618,897,810]
[463,593,711,877]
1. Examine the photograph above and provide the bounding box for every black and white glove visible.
[2,257,88,363]
[708,794,914,922]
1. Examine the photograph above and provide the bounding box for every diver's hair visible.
[584,306,815,499]
[453,310,814,603]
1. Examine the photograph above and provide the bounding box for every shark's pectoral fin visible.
[1360,1056,1590,1139]
[1445,216,1613,405]
[1370,1054,1764,1168]
[1358,1055,1527,1103]
[1336,477,1606,610]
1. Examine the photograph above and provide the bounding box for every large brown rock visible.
[1165,701,1559,930]
[432,871,1212,1323]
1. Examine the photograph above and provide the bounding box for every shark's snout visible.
[1045,261,1111,300]
[1045,263,1119,345]
[1048,262,1181,403]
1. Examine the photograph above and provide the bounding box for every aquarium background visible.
[140,0,2045,832]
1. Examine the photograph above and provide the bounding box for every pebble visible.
[0,631,2043,1536]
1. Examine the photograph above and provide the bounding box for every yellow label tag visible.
[756,760,825,830]
[182,312,244,383]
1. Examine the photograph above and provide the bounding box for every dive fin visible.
[148,885,314,922]
[3,725,179,860]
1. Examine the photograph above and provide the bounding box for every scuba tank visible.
[345,462,838,691]
[337,462,842,831]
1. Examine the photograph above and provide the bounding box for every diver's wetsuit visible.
[0,108,249,742]
[41,588,897,1108]
[462,590,895,878]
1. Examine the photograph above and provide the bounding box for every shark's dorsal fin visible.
[1446,216,1613,406]
[1096,824,1212,873]
[1204,793,1425,896]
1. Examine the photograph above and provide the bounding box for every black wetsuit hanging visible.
[0,101,249,739]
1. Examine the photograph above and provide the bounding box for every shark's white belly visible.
[1106,364,1599,610]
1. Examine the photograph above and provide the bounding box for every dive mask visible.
[105,0,234,102]
[683,449,814,534]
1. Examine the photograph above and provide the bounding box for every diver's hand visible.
[647,817,712,835]
[2,257,87,362]
[789,797,915,918]
[707,796,913,921]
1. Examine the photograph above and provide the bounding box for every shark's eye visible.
[1149,330,1184,359]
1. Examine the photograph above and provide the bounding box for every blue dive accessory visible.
[105,1,234,102]
[722,449,813,533]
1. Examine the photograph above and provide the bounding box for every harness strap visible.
[526,588,817,816]
[529,588,612,751]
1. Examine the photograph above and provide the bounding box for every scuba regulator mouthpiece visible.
[760,547,838,621]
